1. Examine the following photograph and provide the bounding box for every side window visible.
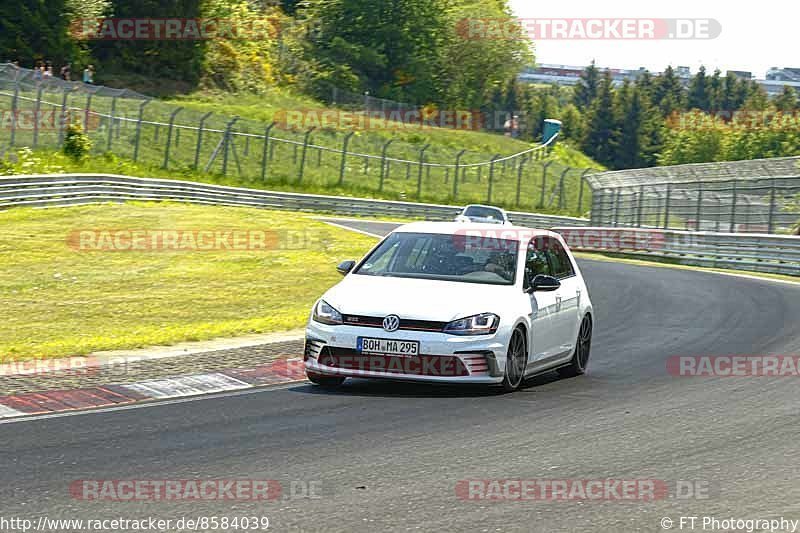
[524,238,551,288]
[546,240,575,279]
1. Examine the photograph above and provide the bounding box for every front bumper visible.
[304,321,506,384]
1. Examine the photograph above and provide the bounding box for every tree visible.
[720,72,745,116]
[688,66,710,111]
[742,80,768,111]
[774,86,798,112]
[652,65,685,117]
[573,60,599,109]
[708,69,722,113]
[581,71,616,167]
[300,0,529,106]
[89,0,204,88]
[0,0,82,66]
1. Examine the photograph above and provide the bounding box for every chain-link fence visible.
[587,159,800,234]
[0,63,599,216]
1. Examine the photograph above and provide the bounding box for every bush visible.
[62,122,92,162]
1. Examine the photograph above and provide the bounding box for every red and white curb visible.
[0,358,307,419]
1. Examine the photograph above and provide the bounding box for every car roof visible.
[463,204,506,212]
[392,221,556,241]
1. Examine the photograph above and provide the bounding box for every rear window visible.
[464,206,504,220]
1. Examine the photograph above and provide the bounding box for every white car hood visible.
[323,273,514,322]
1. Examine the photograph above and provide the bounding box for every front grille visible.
[304,338,325,361]
[318,347,469,377]
[342,314,447,332]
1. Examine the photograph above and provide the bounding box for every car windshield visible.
[354,232,518,285]
[464,206,503,220]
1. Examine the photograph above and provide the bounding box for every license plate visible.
[357,337,420,356]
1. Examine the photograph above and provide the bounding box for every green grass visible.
[0,85,601,216]
[0,202,377,361]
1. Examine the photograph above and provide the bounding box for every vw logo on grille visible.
[382,315,400,332]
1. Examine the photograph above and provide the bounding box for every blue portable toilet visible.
[542,119,562,145]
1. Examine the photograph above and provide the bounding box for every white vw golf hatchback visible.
[304,222,593,391]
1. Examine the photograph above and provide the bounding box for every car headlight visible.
[313,300,343,325]
[444,313,499,335]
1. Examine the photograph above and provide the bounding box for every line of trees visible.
[507,63,800,169]
[1,0,529,104]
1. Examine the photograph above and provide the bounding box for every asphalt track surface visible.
[3,219,800,532]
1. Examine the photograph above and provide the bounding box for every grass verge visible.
[0,202,376,361]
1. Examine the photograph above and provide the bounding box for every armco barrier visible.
[3,174,796,277]
[552,226,800,276]
[0,174,589,228]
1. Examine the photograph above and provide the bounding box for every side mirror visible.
[526,274,561,293]
[336,260,356,276]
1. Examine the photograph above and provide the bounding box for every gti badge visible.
[382,314,400,332]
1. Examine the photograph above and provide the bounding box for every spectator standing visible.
[60,64,71,81]
[83,65,94,84]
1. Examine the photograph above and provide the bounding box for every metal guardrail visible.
[552,226,800,276]
[2,174,797,276]
[0,174,590,228]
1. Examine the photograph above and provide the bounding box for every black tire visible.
[557,315,592,378]
[307,371,346,388]
[501,328,527,392]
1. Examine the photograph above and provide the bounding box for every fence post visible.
[416,144,430,200]
[9,73,20,147]
[193,112,213,169]
[589,189,601,225]
[663,184,672,230]
[557,168,569,209]
[338,131,354,185]
[613,188,622,227]
[116,90,128,141]
[32,84,44,148]
[133,99,150,162]
[637,185,645,227]
[297,126,315,182]
[84,87,99,133]
[58,87,74,146]
[453,149,466,200]
[767,179,776,234]
[577,169,591,214]
[729,179,738,233]
[487,154,500,204]
[222,116,241,176]
[260,121,277,180]
[106,95,118,151]
[539,161,553,208]
[515,155,527,206]
[162,107,183,169]
[378,139,394,192]
[695,182,704,231]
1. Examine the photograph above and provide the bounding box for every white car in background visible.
[304,222,594,392]
[455,204,511,225]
